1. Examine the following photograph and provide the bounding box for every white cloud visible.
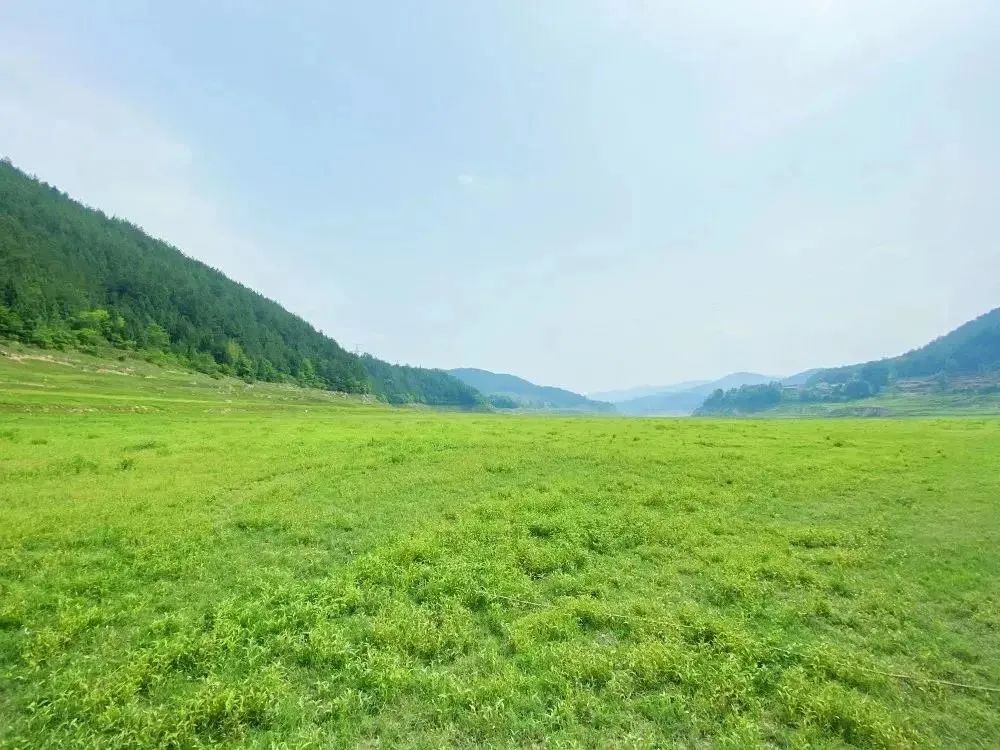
[456,172,503,194]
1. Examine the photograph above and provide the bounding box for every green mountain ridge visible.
[0,159,480,406]
[809,307,1000,386]
[448,367,614,412]
[697,309,1000,416]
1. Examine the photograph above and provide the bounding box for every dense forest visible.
[695,383,784,415]
[0,160,481,406]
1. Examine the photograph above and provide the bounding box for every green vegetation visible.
[0,160,479,406]
[698,378,1000,417]
[765,387,1000,418]
[794,307,1000,408]
[813,307,1000,387]
[2,348,998,747]
[698,310,1000,416]
[697,382,784,415]
[448,368,614,412]
[360,356,481,407]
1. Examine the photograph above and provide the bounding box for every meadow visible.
[1,348,998,748]
[765,390,1000,418]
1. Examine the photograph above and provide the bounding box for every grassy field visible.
[766,391,1000,418]
[1,347,999,748]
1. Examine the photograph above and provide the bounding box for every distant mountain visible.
[589,380,710,403]
[616,372,775,416]
[614,390,709,416]
[448,368,614,412]
[698,308,1000,416]
[781,368,822,386]
[703,372,776,392]
[0,160,481,406]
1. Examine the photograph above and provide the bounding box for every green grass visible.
[1,347,999,747]
[766,390,1000,418]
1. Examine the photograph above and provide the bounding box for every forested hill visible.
[696,308,1000,415]
[0,160,480,406]
[808,307,1000,388]
[448,368,614,411]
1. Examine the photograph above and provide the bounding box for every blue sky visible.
[2,1,999,392]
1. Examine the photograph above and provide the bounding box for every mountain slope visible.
[616,372,775,416]
[809,307,1000,387]
[697,309,1000,416]
[448,368,613,412]
[0,159,480,406]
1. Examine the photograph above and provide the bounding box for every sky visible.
[2,1,999,393]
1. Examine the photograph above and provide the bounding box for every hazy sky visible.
[2,1,999,392]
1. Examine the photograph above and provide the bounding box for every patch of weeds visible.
[182,678,277,740]
[528,520,559,539]
[790,528,845,549]
[127,439,165,451]
[67,455,100,474]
